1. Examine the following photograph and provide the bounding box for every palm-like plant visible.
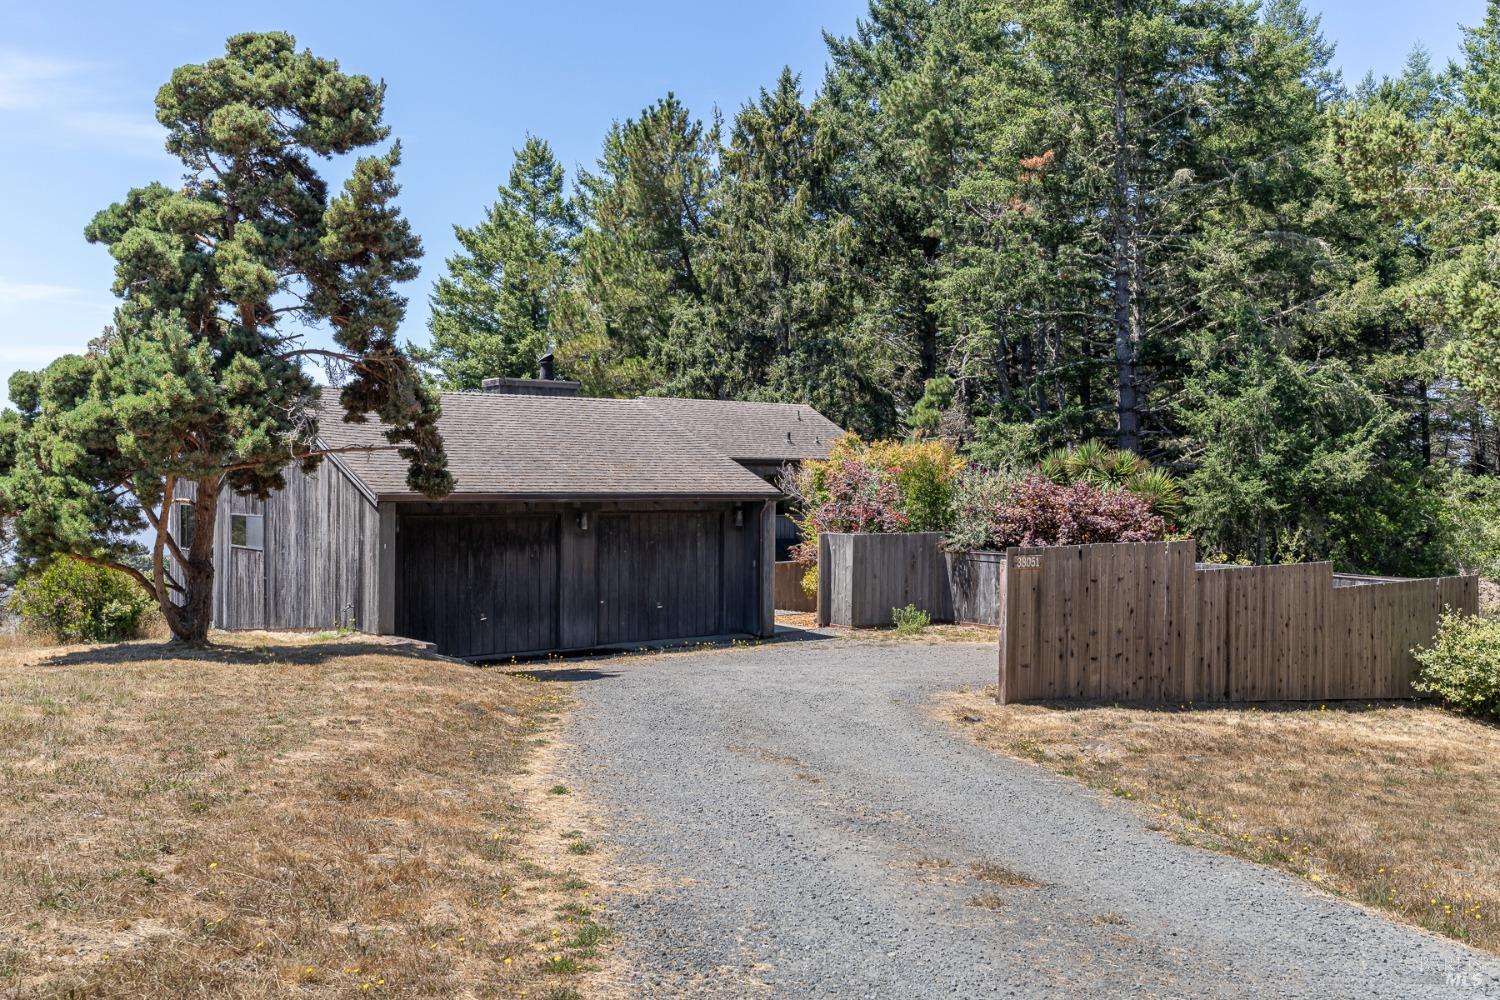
[1125,467,1185,522]
[1039,443,1181,521]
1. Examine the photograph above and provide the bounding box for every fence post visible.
[997,551,1011,703]
[816,532,831,628]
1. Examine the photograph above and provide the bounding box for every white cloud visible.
[0,276,113,376]
[0,278,92,306]
[0,48,163,158]
[0,51,79,110]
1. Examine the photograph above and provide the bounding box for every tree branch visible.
[276,347,381,376]
[72,553,159,604]
[135,475,190,570]
[217,443,397,475]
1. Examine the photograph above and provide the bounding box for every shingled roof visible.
[633,397,845,463]
[315,389,780,500]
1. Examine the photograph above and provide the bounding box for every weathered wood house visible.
[176,383,841,659]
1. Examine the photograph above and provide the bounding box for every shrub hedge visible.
[9,557,154,643]
[1413,610,1500,720]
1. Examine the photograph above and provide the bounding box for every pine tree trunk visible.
[164,480,219,644]
[1110,0,1141,454]
[1415,329,1431,466]
[1418,380,1431,466]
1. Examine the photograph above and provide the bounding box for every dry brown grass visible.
[946,688,1500,954]
[0,631,615,999]
[967,861,1040,888]
[775,611,996,644]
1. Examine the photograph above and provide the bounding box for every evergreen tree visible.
[556,95,717,395]
[686,69,892,432]
[0,33,448,643]
[821,0,961,425]
[1330,1,1500,422]
[404,0,1500,576]
[419,137,578,388]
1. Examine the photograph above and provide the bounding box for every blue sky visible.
[0,0,1486,398]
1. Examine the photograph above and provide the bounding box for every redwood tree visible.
[0,32,450,642]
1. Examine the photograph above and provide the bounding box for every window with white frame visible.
[174,501,196,552]
[230,513,264,551]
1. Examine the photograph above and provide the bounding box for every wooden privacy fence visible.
[816,533,1005,627]
[946,550,1006,626]
[819,533,947,627]
[999,540,1478,704]
[773,560,817,613]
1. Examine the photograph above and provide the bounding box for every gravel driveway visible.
[554,634,1500,999]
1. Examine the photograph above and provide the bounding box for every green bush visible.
[945,466,1020,552]
[892,603,931,636]
[1039,441,1184,522]
[1412,610,1500,720]
[800,564,818,600]
[9,557,155,643]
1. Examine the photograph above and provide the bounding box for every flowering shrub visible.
[807,457,911,534]
[789,435,1168,559]
[1040,441,1184,521]
[789,456,910,564]
[989,477,1167,548]
[855,439,964,531]
[945,466,1021,551]
[788,435,964,563]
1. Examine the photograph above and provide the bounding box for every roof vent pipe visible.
[538,352,556,381]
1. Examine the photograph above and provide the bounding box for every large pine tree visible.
[0,33,449,642]
[400,0,1500,575]
[685,69,893,431]
[821,0,962,424]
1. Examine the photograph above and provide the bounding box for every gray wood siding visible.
[195,487,767,653]
[818,532,949,627]
[721,508,760,633]
[774,561,817,613]
[817,533,1005,627]
[557,510,598,650]
[596,511,721,644]
[946,551,1006,626]
[215,492,266,629]
[179,459,380,632]
[263,460,380,631]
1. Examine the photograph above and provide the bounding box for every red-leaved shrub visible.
[989,476,1166,548]
[790,457,910,564]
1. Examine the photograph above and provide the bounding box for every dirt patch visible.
[968,861,1041,888]
[726,744,823,784]
[0,631,618,997]
[944,687,1500,954]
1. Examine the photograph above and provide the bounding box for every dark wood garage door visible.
[396,514,560,658]
[597,511,723,645]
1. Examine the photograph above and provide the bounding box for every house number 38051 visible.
[1015,555,1042,569]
